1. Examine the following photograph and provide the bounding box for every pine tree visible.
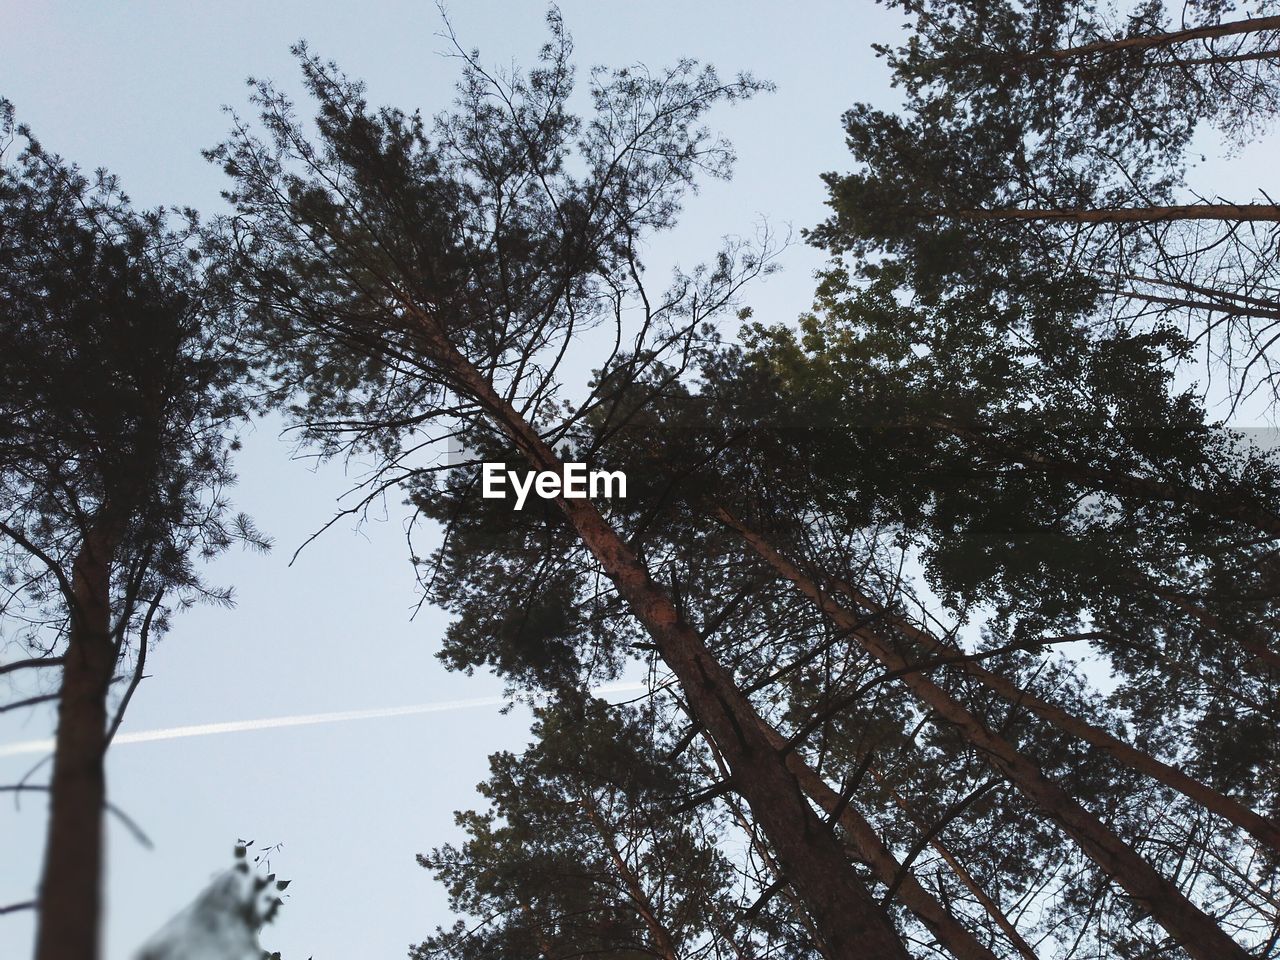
[208,17,914,958]
[415,699,796,960]
[209,9,1280,958]
[0,102,263,959]
[813,0,1280,405]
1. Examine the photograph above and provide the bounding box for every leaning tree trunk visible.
[718,508,1253,960]
[34,526,117,960]
[754,724,1004,960]
[868,766,1041,960]
[700,713,999,960]
[808,543,1280,853]
[953,204,1280,223]
[1032,14,1280,62]
[580,794,681,960]
[409,307,913,960]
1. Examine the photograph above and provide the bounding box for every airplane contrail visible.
[0,681,650,759]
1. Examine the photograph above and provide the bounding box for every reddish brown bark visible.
[951,204,1280,223]
[702,734,835,959]
[1033,14,1280,62]
[703,718,997,960]
[718,509,1252,960]
[410,309,912,960]
[754,725,1003,960]
[580,795,680,960]
[34,526,118,960]
[870,770,1040,960]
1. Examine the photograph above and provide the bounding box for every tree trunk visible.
[1120,273,1280,314]
[1117,290,1280,325]
[860,586,1280,849]
[34,526,117,960]
[811,534,1280,852]
[952,204,1280,223]
[1149,48,1280,68]
[580,795,680,960]
[872,771,1040,960]
[701,733,836,959]
[410,308,913,960]
[718,508,1253,960]
[1033,15,1280,62]
[754,724,1004,960]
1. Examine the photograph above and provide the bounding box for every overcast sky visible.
[0,3,914,957]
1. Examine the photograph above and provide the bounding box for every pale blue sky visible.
[0,3,910,956]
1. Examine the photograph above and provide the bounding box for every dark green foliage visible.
[0,101,265,648]
[206,13,769,466]
[550,321,1278,953]
[415,699,775,960]
[815,0,1280,405]
[406,288,1279,954]
[792,0,1280,838]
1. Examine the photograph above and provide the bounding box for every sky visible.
[0,2,911,957]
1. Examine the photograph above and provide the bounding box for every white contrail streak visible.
[0,681,650,759]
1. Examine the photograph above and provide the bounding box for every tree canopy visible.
[813,0,1280,407]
